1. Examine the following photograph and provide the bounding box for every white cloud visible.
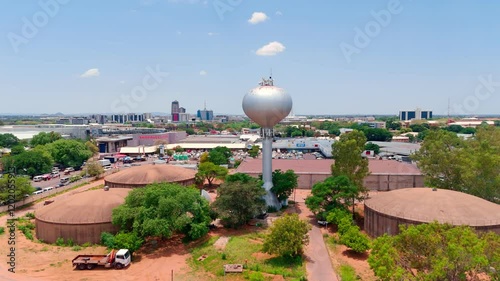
[256,41,285,56]
[276,11,282,16]
[80,68,100,78]
[207,32,218,36]
[199,70,207,76]
[177,31,182,35]
[248,12,268,25]
[119,80,126,84]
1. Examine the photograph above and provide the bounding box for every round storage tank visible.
[104,164,196,188]
[364,188,500,237]
[35,188,131,244]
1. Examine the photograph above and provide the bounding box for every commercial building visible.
[236,159,424,190]
[364,188,500,237]
[171,100,180,122]
[399,108,433,121]
[110,113,147,124]
[197,108,214,121]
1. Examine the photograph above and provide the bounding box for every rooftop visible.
[365,188,500,226]
[236,158,421,175]
[104,164,196,185]
[35,188,131,224]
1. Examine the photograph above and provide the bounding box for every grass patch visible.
[189,233,306,280]
[339,264,358,281]
[0,227,4,235]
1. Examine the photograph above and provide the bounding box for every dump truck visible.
[72,249,131,270]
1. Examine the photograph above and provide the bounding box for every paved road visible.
[305,223,339,281]
[294,190,339,281]
[0,179,105,226]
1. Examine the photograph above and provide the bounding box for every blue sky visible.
[1,0,500,116]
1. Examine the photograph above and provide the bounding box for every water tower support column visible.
[261,128,281,209]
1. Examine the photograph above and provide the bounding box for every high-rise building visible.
[399,108,433,121]
[110,113,146,124]
[197,109,214,121]
[171,100,180,122]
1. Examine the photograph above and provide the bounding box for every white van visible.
[33,176,44,182]
[33,190,43,195]
[43,187,54,192]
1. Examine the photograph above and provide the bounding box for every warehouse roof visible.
[236,159,421,175]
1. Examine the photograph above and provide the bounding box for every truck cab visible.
[113,249,131,268]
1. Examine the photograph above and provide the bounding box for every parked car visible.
[33,175,44,182]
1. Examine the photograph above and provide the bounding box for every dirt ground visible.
[0,186,376,281]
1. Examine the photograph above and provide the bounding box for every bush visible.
[81,242,92,248]
[72,245,82,251]
[25,212,35,219]
[0,227,4,235]
[55,237,65,246]
[221,253,227,260]
[339,265,357,281]
[267,206,278,213]
[337,216,353,236]
[263,214,311,258]
[339,226,370,253]
[326,208,351,226]
[100,232,115,248]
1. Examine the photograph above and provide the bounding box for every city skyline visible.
[1,1,500,115]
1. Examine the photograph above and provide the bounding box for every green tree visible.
[460,126,500,203]
[331,130,370,190]
[386,119,402,130]
[248,145,260,158]
[1,150,54,178]
[199,152,209,163]
[368,222,496,281]
[305,176,362,219]
[262,214,311,258]
[45,139,92,168]
[9,145,25,156]
[112,232,144,255]
[225,172,255,183]
[84,161,104,178]
[85,140,99,156]
[195,162,228,187]
[212,179,266,228]
[412,130,468,191]
[362,128,392,142]
[174,145,184,153]
[0,175,35,201]
[30,132,62,147]
[112,183,212,241]
[0,133,19,148]
[445,124,464,133]
[208,146,232,165]
[185,128,195,135]
[100,232,143,255]
[271,169,298,203]
[364,142,380,154]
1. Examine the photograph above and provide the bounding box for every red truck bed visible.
[72,255,108,265]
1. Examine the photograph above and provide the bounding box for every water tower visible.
[242,76,293,209]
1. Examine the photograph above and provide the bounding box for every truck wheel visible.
[86,264,95,270]
[77,264,86,270]
[115,263,123,269]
